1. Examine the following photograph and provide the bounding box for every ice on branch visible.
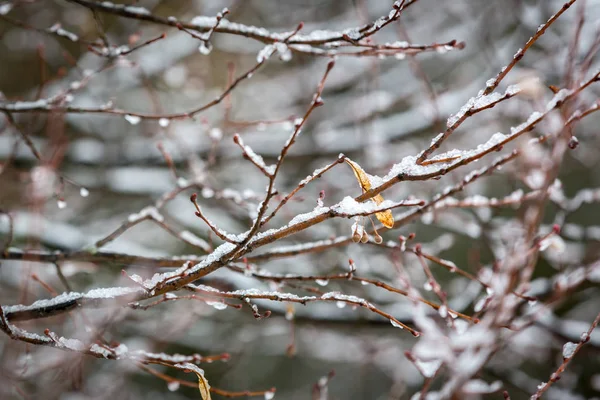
[128,206,164,223]
[48,23,79,42]
[192,284,317,303]
[1,99,48,111]
[446,85,521,128]
[257,44,275,63]
[124,114,141,125]
[234,134,275,175]
[198,41,212,55]
[299,163,336,186]
[188,5,406,56]
[142,242,237,290]
[1,287,143,315]
[511,111,542,134]
[274,42,292,62]
[89,344,114,358]
[190,14,365,45]
[546,89,572,111]
[57,337,87,353]
[390,319,404,329]
[250,237,350,260]
[95,1,150,16]
[288,207,329,226]
[384,134,509,180]
[562,341,577,358]
[370,103,562,193]
[333,196,421,217]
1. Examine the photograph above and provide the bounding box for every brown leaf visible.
[345,158,372,192]
[175,363,211,400]
[197,370,211,400]
[344,159,394,228]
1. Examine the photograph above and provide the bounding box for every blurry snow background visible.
[1,0,599,399]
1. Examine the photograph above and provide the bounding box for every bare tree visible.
[1,0,599,399]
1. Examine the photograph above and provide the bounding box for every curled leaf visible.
[174,363,211,400]
[371,194,394,229]
[344,158,394,228]
[345,158,371,192]
[196,371,211,399]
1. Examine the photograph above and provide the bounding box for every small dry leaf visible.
[175,363,211,400]
[197,371,211,400]
[344,158,394,228]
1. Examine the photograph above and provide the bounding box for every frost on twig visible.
[233,134,275,177]
[2,287,143,321]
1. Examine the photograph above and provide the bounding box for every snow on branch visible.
[233,134,275,177]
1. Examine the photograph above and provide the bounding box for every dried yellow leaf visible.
[376,212,394,229]
[175,363,211,400]
[344,158,394,229]
[345,158,372,192]
[197,370,211,400]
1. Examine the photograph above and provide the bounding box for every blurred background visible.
[1,0,599,399]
